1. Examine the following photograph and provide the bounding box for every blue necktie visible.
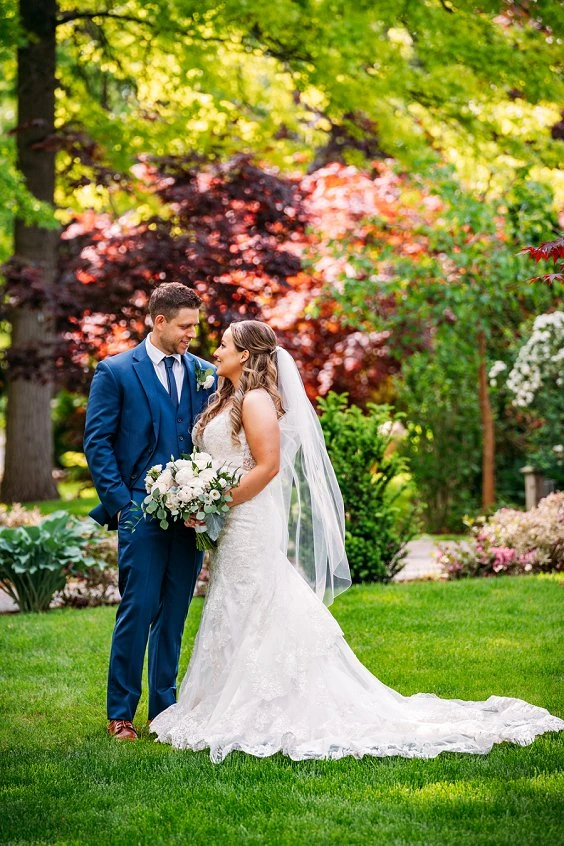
[164,356,179,407]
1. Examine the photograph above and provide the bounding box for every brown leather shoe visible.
[107,719,138,741]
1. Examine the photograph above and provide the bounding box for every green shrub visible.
[52,391,88,466]
[0,511,107,612]
[318,392,420,582]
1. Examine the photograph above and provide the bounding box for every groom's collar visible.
[145,333,181,365]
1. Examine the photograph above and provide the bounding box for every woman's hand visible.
[184,516,206,529]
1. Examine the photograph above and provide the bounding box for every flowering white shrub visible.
[506,311,564,408]
[488,359,507,387]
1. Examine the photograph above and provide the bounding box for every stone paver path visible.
[0,590,18,614]
[394,537,443,581]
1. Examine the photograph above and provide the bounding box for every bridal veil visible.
[274,346,351,605]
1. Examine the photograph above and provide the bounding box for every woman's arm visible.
[228,389,280,507]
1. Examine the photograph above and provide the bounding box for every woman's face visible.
[214,329,247,383]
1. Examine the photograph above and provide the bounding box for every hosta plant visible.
[0,511,107,613]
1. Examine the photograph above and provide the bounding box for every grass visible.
[1,576,563,846]
[424,533,468,542]
[25,482,100,517]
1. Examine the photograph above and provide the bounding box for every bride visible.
[150,320,564,762]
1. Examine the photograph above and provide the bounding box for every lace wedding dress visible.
[151,409,564,762]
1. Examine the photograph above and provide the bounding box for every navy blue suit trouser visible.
[108,490,203,721]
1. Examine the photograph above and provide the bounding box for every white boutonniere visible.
[195,365,215,391]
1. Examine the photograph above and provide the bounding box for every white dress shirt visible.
[145,334,185,398]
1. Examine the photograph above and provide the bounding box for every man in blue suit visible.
[84,283,216,740]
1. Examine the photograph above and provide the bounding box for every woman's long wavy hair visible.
[194,320,285,445]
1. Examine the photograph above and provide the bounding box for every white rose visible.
[209,489,221,501]
[165,491,181,513]
[188,478,206,496]
[193,451,213,469]
[174,459,193,470]
[198,468,215,486]
[176,487,196,504]
[202,375,215,390]
[154,468,174,491]
[175,466,196,486]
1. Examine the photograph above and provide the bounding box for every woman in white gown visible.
[151,320,564,762]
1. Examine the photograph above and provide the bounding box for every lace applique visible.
[242,444,256,472]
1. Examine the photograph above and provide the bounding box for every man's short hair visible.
[148,283,202,322]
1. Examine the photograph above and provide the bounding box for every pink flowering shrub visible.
[437,492,563,579]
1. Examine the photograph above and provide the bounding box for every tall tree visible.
[2,0,58,500]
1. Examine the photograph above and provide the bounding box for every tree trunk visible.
[1,0,59,502]
[478,329,495,511]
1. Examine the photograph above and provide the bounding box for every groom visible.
[84,283,216,740]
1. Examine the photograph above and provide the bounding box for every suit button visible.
[177,418,183,423]
[179,435,184,441]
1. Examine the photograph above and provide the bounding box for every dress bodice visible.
[198,409,256,473]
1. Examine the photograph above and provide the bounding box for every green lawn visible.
[1,577,562,846]
[25,482,100,517]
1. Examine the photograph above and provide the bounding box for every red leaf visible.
[519,236,564,263]
[528,272,564,286]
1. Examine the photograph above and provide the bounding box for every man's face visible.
[152,307,200,355]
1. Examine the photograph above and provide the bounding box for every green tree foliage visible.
[314,166,559,527]
[398,350,482,533]
[0,6,56,258]
[1,0,563,246]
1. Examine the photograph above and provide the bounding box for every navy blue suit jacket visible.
[84,340,216,530]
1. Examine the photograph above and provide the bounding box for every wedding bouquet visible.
[140,451,241,550]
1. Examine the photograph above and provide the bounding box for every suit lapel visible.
[132,340,160,440]
[182,353,199,422]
